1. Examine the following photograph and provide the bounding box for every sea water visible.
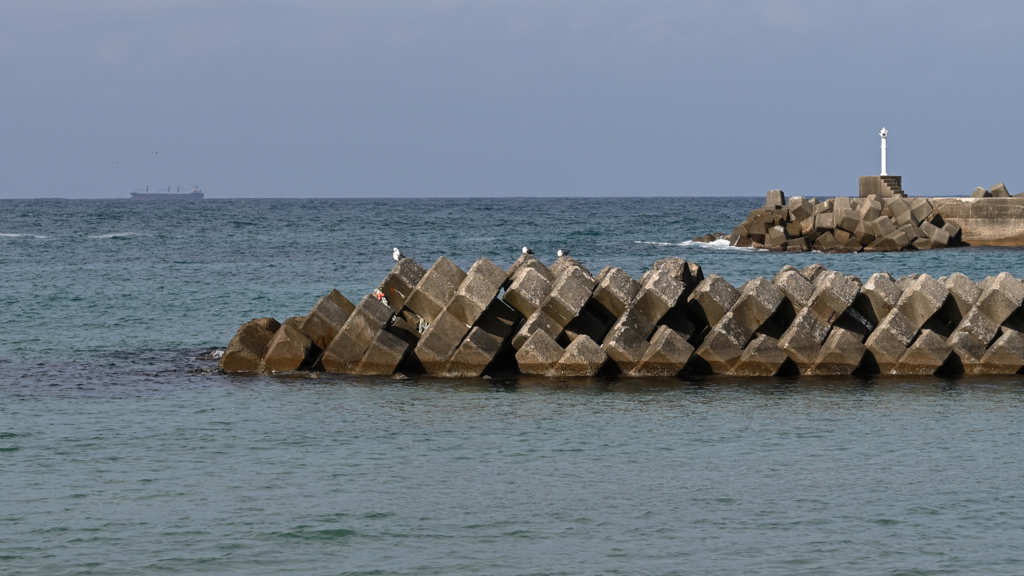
[3,197,1024,575]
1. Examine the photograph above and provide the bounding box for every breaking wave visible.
[88,232,139,239]
[0,233,47,239]
[634,239,761,251]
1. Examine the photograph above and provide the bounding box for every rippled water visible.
[3,198,1024,574]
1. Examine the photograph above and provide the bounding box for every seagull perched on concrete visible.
[522,246,534,255]
[393,247,405,262]
[557,249,570,257]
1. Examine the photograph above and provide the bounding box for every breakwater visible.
[721,190,963,252]
[222,253,1024,378]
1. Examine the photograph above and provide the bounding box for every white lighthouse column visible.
[879,127,888,176]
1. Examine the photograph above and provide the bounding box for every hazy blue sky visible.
[1,1,1022,198]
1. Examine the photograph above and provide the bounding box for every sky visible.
[1,0,1023,199]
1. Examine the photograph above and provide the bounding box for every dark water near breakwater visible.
[3,197,1024,574]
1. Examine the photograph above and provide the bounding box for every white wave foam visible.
[634,239,762,251]
[0,233,47,239]
[88,232,138,239]
[209,349,225,359]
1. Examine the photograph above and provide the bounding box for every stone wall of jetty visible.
[221,254,1024,378]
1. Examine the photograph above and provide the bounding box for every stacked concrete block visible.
[629,326,695,377]
[515,331,565,375]
[356,329,412,375]
[447,258,507,326]
[377,258,427,313]
[549,336,608,377]
[807,328,866,375]
[713,190,963,252]
[504,267,554,318]
[298,289,356,350]
[262,317,315,373]
[695,278,784,374]
[225,257,1024,380]
[404,256,467,324]
[408,309,473,374]
[220,317,281,372]
[732,334,790,377]
[445,300,522,377]
[592,267,640,318]
[321,295,394,374]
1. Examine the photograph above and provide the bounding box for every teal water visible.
[3,198,1024,574]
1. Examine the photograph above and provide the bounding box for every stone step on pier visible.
[221,256,1024,379]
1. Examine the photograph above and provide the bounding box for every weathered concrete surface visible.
[931,198,1024,246]
[221,317,281,373]
[227,258,1024,380]
[321,295,394,374]
[299,289,355,350]
[262,318,315,373]
[629,325,694,377]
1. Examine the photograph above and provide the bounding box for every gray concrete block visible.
[377,258,426,312]
[766,189,786,207]
[853,272,900,328]
[503,267,553,318]
[643,257,702,297]
[355,329,411,375]
[814,213,835,232]
[730,278,785,336]
[540,272,596,328]
[971,187,991,198]
[550,256,593,281]
[634,270,686,326]
[974,329,1024,375]
[299,289,355,350]
[404,256,467,324]
[687,274,739,328]
[894,274,950,331]
[601,312,653,372]
[990,182,1011,198]
[870,216,897,238]
[777,307,831,368]
[629,326,694,377]
[550,335,608,377]
[864,310,917,373]
[943,272,980,321]
[974,272,1024,324]
[511,309,563,350]
[893,329,952,375]
[445,326,505,378]
[693,323,745,374]
[774,269,814,309]
[731,334,790,376]
[592,267,639,317]
[220,317,281,373]
[836,209,862,233]
[262,318,314,373]
[807,270,860,324]
[409,309,471,374]
[447,258,507,326]
[800,263,827,283]
[506,253,554,286]
[948,307,1000,364]
[515,330,565,375]
[321,295,394,373]
[808,327,866,375]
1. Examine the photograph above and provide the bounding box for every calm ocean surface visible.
[3,197,1024,575]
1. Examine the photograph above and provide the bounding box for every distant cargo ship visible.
[130,186,204,200]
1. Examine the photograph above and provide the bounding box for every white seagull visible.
[522,246,534,255]
[557,249,570,257]
[393,247,405,262]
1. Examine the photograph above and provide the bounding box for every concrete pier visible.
[222,256,1024,379]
